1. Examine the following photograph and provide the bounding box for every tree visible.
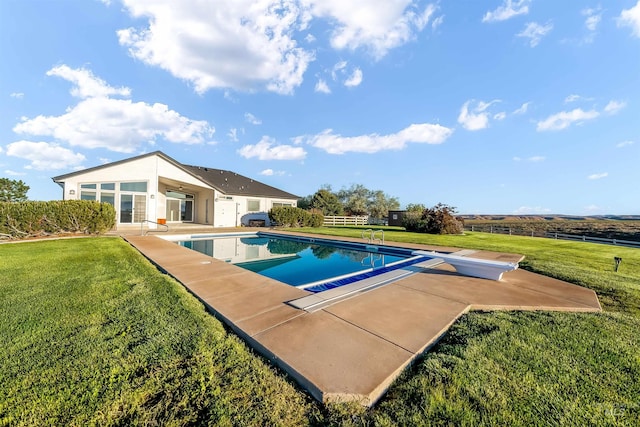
[367,190,400,219]
[402,203,464,234]
[0,178,29,202]
[311,189,344,215]
[297,194,313,210]
[405,203,426,213]
[337,184,369,216]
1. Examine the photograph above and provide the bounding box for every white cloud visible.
[513,155,545,162]
[5,141,86,170]
[13,66,214,153]
[114,0,437,94]
[315,79,331,94]
[228,128,239,142]
[432,15,444,30]
[513,102,530,114]
[47,65,131,99]
[10,92,24,99]
[564,94,596,104]
[513,206,552,214]
[344,68,363,87]
[536,108,599,131]
[260,169,286,176]
[588,172,608,180]
[4,170,26,176]
[223,91,239,103]
[238,136,306,160]
[494,112,507,120]
[582,7,602,32]
[244,112,262,125]
[565,94,581,103]
[618,0,640,37]
[616,140,634,148]
[332,60,348,80]
[117,0,314,95]
[517,22,553,47]
[329,61,364,88]
[458,100,499,131]
[14,97,214,153]
[482,0,530,23]
[302,122,453,155]
[306,1,438,59]
[604,100,626,115]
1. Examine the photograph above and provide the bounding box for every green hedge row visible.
[268,206,323,228]
[0,200,116,239]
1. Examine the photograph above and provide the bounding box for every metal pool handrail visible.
[141,220,169,235]
[362,229,384,244]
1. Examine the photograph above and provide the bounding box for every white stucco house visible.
[52,151,299,229]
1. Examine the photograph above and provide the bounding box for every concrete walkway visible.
[123,230,601,406]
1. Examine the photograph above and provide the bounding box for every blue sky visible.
[1,0,639,215]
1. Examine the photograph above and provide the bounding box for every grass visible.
[1,230,639,425]
[0,238,315,426]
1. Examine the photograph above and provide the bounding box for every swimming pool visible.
[173,232,428,291]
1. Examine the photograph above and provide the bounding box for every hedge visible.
[0,200,116,239]
[268,206,323,228]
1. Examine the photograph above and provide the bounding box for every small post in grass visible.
[614,257,622,272]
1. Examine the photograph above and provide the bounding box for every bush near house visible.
[269,206,323,228]
[403,203,464,234]
[0,200,116,239]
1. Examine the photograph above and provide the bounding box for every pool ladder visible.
[362,253,385,268]
[362,229,384,245]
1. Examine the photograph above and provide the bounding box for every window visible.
[101,183,115,190]
[80,183,97,189]
[247,199,260,212]
[100,192,115,206]
[272,202,293,208]
[80,191,96,201]
[120,182,147,192]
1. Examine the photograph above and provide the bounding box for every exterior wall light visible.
[69,189,75,195]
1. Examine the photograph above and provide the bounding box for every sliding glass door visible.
[165,191,194,222]
[120,194,146,224]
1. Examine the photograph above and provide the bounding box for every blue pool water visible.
[178,233,421,288]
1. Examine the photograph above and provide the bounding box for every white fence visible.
[465,226,640,249]
[323,215,369,226]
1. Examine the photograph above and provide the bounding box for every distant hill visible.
[460,215,640,221]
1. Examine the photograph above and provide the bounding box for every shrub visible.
[269,206,324,228]
[402,203,464,234]
[0,200,116,239]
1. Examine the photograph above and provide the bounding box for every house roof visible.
[52,151,299,200]
[181,164,298,199]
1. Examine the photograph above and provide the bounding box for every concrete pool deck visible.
[123,230,601,406]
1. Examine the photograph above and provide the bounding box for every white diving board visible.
[411,250,519,281]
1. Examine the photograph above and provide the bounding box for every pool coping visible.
[123,230,602,406]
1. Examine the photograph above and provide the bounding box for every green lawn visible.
[1,230,639,425]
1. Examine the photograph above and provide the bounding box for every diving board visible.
[411,250,519,281]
